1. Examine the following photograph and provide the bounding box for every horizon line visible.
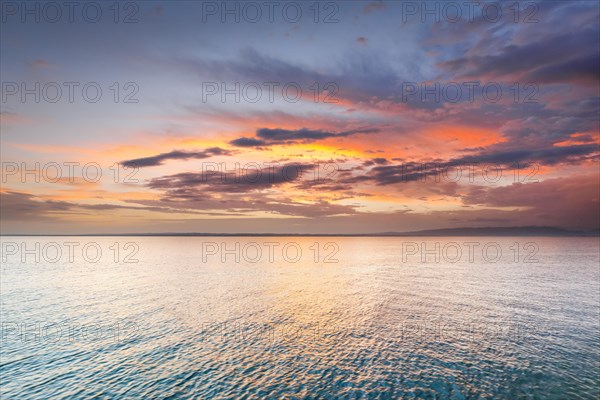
[1,226,598,237]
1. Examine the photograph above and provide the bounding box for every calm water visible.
[1,237,599,399]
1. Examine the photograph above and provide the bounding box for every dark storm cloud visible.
[122,148,232,168]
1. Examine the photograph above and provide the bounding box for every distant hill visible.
[379,226,599,237]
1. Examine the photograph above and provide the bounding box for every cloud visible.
[148,162,316,192]
[347,143,599,186]
[362,158,388,166]
[450,144,599,167]
[130,193,358,218]
[26,59,51,69]
[228,137,267,147]
[0,191,72,221]
[362,1,385,14]
[528,52,600,84]
[0,190,235,222]
[461,174,600,229]
[134,162,363,217]
[121,147,232,168]
[438,27,600,85]
[0,111,33,125]
[230,127,379,147]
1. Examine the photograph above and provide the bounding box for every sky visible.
[1,0,599,234]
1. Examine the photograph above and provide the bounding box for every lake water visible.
[1,237,599,399]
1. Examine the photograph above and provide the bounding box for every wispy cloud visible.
[121,148,233,168]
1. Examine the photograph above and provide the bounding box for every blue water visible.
[1,237,599,399]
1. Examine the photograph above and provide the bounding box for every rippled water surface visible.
[1,237,599,399]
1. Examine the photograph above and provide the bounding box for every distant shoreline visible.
[2,227,598,237]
